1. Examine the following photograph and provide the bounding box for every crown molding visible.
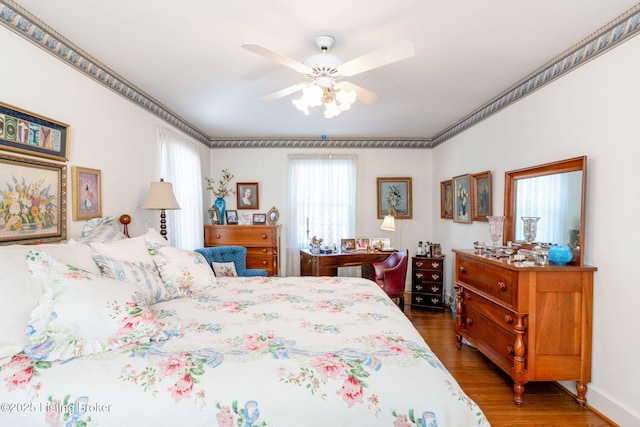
[1,1,638,149]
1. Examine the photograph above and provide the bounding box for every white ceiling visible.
[5,1,640,144]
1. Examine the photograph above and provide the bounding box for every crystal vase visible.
[521,216,540,243]
[487,216,505,248]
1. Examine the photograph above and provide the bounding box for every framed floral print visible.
[440,179,453,219]
[0,153,67,244]
[72,166,102,220]
[471,171,492,222]
[453,174,472,223]
[0,101,70,161]
[377,177,412,219]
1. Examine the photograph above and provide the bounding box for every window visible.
[286,154,357,276]
[158,127,203,249]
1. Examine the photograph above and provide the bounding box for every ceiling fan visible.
[241,35,415,118]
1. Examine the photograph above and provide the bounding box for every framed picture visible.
[0,101,70,161]
[377,177,412,219]
[355,237,371,251]
[453,174,472,223]
[208,206,221,225]
[440,179,453,219]
[237,182,259,209]
[267,206,279,224]
[373,237,392,250]
[72,166,102,221]
[0,153,67,244]
[252,213,266,224]
[225,210,238,224]
[341,238,356,251]
[471,171,492,222]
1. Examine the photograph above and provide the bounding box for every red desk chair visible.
[372,249,409,310]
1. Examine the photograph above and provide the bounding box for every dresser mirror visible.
[503,156,587,265]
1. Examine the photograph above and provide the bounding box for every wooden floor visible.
[404,306,616,427]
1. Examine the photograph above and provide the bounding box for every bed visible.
[0,217,489,426]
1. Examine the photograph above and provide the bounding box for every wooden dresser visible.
[204,225,280,276]
[453,249,596,406]
[410,256,445,312]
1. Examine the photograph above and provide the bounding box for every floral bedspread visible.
[1,276,489,426]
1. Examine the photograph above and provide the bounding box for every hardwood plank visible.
[404,305,616,427]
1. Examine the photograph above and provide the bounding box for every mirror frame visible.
[503,156,587,265]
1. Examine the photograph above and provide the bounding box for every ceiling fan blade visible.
[241,43,313,75]
[337,40,415,77]
[259,82,307,102]
[335,81,380,104]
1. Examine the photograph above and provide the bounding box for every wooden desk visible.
[300,249,392,279]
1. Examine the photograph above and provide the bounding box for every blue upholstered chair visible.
[194,246,268,277]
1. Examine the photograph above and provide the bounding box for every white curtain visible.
[286,154,357,276]
[157,127,203,250]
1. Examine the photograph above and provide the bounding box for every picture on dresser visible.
[252,213,266,224]
[225,210,238,224]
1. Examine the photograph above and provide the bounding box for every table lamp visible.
[142,178,180,239]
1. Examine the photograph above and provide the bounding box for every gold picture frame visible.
[72,166,102,220]
[0,153,67,244]
[377,177,412,219]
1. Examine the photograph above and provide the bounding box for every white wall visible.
[0,28,209,239]
[432,35,640,426]
[209,147,433,275]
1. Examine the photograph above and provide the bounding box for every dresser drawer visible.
[413,258,443,272]
[411,293,444,310]
[246,255,274,270]
[246,247,276,256]
[205,225,277,247]
[462,307,518,373]
[413,281,443,295]
[461,287,520,334]
[456,256,517,307]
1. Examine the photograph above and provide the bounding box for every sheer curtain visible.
[515,173,569,244]
[157,127,203,250]
[286,154,357,276]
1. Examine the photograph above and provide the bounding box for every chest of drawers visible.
[204,225,280,276]
[410,256,445,311]
[453,249,596,406]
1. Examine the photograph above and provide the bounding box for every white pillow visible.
[25,250,160,361]
[0,242,99,366]
[89,228,166,264]
[92,254,168,303]
[70,216,128,244]
[145,240,217,299]
[211,262,238,277]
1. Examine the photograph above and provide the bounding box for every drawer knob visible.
[504,314,513,324]
[261,234,267,239]
[431,262,439,268]
[431,286,438,292]
[459,266,466,273]
[261,261,267,266]
[497,281,507,291]
[430,298,439,304]
[262,248,267,253]
[416,296,423,302]
[431,274,440,280]
[215,234,221,239]
[466,317,473,325]
[416,273,424,278]
[416,285,423,291]
[416,261,423,267]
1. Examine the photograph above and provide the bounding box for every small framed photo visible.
[453,174,472,223]
[252,213,266,224]
[237,182,259,209]
[377,177,412,219]
[471,171,492,222]
[225,210,238,224]
[72,166,102,221]
[373,237,392,250]
[267,206,279,224]
[440,179,453,219]
[341,238,356,251]
[355,237,371,251]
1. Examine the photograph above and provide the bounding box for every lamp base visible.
[159,209,168,240]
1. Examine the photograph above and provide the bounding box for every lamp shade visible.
[142,180,180,210]
[380,215,396,231]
